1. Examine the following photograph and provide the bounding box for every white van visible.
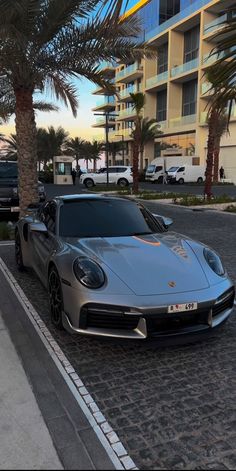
[145,159,165,183]
[167,165,205,184]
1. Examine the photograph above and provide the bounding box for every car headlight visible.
[73,257,105,289]
[38,185,45,193]
[204,248,225,276]
[12,187,18,196]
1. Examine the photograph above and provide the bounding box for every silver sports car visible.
[15,194,235,341]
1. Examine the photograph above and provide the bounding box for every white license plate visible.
[11,206,19,212]
[168,302,198,313]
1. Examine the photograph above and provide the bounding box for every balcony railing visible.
[146,71,168,89]
[171,58,199,78]
[201,82,213,96]
[95,97,116,108]
[158,120,167,130]
[117,108,137,119]
[99,60,116,70]
[200,107,236,125]
[116,62,142,81]
[119,85,138,100]
[203,14,227,36]
[145,0,211,42]
[95,117,115,126]
[169,114,196,127]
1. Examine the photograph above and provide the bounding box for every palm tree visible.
[108,141,125,165]
[131,117,163,172]
[89,140,104,171]
[130,92,145,193]
[0,0,149,215]
[64,137,85,171]
[203,67,235,198]
[0,134,17,160]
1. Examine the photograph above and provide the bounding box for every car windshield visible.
[167,167,179,172]
[146,165,155,173]
[0,162,18,178]
[59,199,163,238]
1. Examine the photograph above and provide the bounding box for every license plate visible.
[11,206,19,212]
[168,302,198,313]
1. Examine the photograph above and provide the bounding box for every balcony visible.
[169,114,196,128]
[200,107,236,126]
[203,14,227,37]
[99,61,116,74]
[201,82,213,97]
[116,62,143,83]
[118,85,139,102]
[146,71,168,91]
[92,116,116,128]
[93,78,115,95]
[171,58,199,79]
[116,108,137,120]
[201,51,225,68]
[92,96,116,111]
[108,128,133,141]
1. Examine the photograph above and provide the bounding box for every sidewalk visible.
[0,311,62,470]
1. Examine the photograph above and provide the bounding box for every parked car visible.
[15,195,235,341]
[167,165,205,184]
[0,161,46,212]
[80,166,133,188]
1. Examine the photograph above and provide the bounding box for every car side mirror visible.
[29,222,48,233]
[153,214,173,230]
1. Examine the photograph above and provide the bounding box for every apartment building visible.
[92,0,236,183]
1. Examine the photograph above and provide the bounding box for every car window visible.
[39,202,57,233]
[155,166,163,172]
[59,199,164,238]
[108,168,118,173]
[177,167,185,172]
[116,167,127,173]
[0,162,18,178]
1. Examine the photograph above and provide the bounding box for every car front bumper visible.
[62,280,235,341]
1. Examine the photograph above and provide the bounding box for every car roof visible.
[54,194,132,203]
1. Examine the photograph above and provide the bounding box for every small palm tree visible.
[131,117,163,172]
[130,92,145,193]
[108,141,125,165]
[0,0,149,214]
[64,137,85,171]
[0,134,17,160]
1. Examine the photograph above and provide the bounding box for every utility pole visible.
[94,111,119,187]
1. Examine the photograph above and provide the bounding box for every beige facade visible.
[92,0,236,183]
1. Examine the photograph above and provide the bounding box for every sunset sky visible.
[0,0,138,143]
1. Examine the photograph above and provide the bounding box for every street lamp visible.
[115,134,125,165]
[94,111,119,187]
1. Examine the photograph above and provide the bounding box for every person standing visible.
[219,166,225,180]
[71,168,77,185]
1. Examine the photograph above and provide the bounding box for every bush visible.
[38,170,53,183]
[0,222,15,240]
[177,194,236,206]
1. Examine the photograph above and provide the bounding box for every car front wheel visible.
[197,177,203,183]
[48,267,64,330]
[178,178,184,184]
[84,178,94,188]
[15,230,25,271]
[118,178,129,188]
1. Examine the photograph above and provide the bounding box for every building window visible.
[184,26,200,63]
[159,0,180,24]
[155,132,196,157]
[156,90,167,122]
[157,43,168,74]
[182,80,197,116]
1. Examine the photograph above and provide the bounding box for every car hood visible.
[68,232,209,295]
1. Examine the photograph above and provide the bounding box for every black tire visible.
[178,178,184,184]
[48,267,64,330]
[15,230,25,271]
[197,177,203,184]
[118,178,129,188]
[84,178,94,188]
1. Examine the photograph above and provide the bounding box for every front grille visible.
[212,289,235,317]
[80,305,139,330]
[146,310,209,335]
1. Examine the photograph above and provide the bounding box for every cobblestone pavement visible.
[1,204,236,470]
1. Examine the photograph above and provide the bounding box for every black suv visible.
[0,161,46,212]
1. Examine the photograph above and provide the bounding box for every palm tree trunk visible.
[76,155,79,172]
[213,136,220,183]
[14,88,38,216]
[132,135,139,194]
[204,109,217,200]
[140,146,144,172]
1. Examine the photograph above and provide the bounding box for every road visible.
[1,200,236,469]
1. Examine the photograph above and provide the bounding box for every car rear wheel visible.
[178,178,184,184]
[84,178,94,188]
[48,267,64,330]
[118,178,129,188]
[197,177,203,183]
[15,230,25,271]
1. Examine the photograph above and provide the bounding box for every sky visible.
[0,0,138,144]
